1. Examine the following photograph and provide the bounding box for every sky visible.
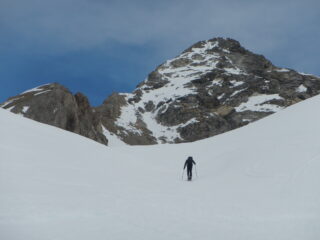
[1,0,320,106]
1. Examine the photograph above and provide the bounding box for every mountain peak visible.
[2,37,320,146]
[182,37,243,55]
[100,37,320,145]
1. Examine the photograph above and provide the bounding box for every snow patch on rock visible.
[275,68,290,73]
[235,94,284,112]
[34,90,52,96]
[224,67,243,75]
[297,85,307,93]
[22,106,30,113]
[1,99,15,108]
[21,84,51,95]
[101,125,126,147]
[115,99,142,136]
[230,80,245,87]
[230,88,247,97]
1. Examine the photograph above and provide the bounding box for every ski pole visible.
[181,169,185,180]
[195,165,198,179]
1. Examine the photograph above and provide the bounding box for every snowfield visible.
[1,95,320,240]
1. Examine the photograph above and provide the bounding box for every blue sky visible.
[1,0,320,106]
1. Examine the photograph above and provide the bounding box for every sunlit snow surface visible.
[1,94,320,239]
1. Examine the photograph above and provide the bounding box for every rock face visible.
[2,37,320,146]
[98,37,320,144]
[1,83,108,145]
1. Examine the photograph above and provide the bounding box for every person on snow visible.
[184,156,196,180]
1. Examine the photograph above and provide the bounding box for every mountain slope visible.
[2,37,320,147]
[100,37,320,144]
[1,94,320,240]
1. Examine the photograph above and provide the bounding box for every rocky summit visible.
[2,37,320,146]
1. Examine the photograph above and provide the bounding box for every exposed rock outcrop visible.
[1,83,108,145]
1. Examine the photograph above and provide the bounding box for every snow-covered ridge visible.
[21,83,52,95]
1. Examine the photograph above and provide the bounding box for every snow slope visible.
[1,95,320,240]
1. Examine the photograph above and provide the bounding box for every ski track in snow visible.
[1,94,320,239]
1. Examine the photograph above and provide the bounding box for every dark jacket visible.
[184,157,196,169]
